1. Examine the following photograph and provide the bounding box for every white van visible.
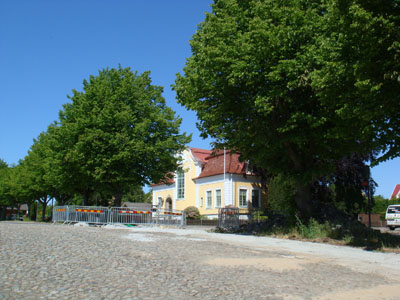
[386,205,400,230]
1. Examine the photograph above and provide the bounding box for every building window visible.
[215,189,222,208]
[252,189,260,208]
[177,170,185,199]
[239,188,247,208]
[206,190,212,209]
[157,197,163,208]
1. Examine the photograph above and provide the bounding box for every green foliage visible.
[44,66,189,206]
[371,195,390,219]
[266,174,296,216]
[0,162,9,206]
[251,210,268,222]
[241,217,400,250]
[3,66,189,210]
[122,186,152,203]
[0,164,31,209]
[0,159,8,170]
[296,216,331,239]
[175,0,400,217]
[184,206,201,219]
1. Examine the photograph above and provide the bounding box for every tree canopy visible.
[2,66,189,213]
[54,66,190,206]
[174,0,400,217]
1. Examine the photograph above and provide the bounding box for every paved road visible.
[1,222,399,300]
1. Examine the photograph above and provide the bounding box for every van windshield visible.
[387,206,400,213]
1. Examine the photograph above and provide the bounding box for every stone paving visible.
[0,222,399,300]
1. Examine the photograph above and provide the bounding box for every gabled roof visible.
[151,147,251,186]
[150,174,175,187]
[195,149,248,179]
[189,147,212,163]
[390,184,400,200]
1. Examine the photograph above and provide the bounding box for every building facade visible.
[151,147,266,218]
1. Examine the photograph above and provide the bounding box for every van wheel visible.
[389,226,395,231]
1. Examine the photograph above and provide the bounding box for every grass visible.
[220,216,400,252]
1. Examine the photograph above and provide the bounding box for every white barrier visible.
[73,206,109,224]
[53,205,185,227]
[108,207,152,225]
[154,208,186,227]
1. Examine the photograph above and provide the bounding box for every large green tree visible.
[175,0,400,217]
[0,159,10,219]
[20,132,57,221]
[56,66,190,206]
[0,163,32,220]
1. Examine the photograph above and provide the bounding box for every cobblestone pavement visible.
[1,222,400,300]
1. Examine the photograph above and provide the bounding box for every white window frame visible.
[215,188,222,208]
[157,197,163,208]
[251,189,261,208]
[176,170,185,199]
[205,189,212,209]
[238,187,248,208]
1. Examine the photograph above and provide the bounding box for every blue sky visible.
[0,0,399,198]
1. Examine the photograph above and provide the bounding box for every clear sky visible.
[1,0,399,199]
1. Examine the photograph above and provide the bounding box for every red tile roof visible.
[390,184,400,200]
[189,147,212,163]
[151,148,249,186]
[195,149,247,179]
[150,175,175,187]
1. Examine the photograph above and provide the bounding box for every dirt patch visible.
[311,284,400,300]
[204,255,321,271]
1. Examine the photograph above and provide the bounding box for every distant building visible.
[390,184,400,200]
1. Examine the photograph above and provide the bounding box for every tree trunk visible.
[114,187,123,207]
[83,190,91,206]
[29,203,36,221]
[41,201,47,222]
[286,143,314,219]
[294,181,313,219]
[0,206,5,220]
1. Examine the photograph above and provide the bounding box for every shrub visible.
[267,174,296,216]
[184,206,201,220]
[251,210,268,222]
[296,216,331,239]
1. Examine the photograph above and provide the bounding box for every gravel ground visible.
[1,222,400,300]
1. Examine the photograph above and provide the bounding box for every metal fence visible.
[218,207,240,228]
[52,205,185,227]
[53,206,69,223]
[108,207,153,225]
[74,206,109,224]
[153,208,186,227]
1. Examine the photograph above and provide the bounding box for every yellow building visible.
[151,148,266,218]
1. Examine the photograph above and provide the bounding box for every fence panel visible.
[218,207,240,228]
[73,206,109,224]
[154,208,186,227]
[52,205,186,227]
[108,207,153,225]
[52,206,68,223]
